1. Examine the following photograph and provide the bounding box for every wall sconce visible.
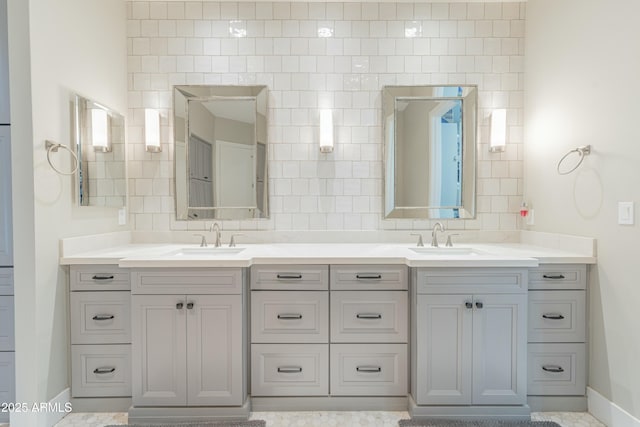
[145,109,161,153]
[319,109,334,153]
[91,108,111,152]
[489,109,506,153]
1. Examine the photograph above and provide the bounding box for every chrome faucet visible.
[210,223,222,247]
[430,222,446,247]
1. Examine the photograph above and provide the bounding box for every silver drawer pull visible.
[276,274,303,280]
[92,314,115,321]
[542,274,566,280]
[542,313,565,320]
[356,313,382,319]
[277,366,302,373]
[92,275,114,281]
[356,366,382,373]
[277,313,303,320]
[542,365,565,373]
[93,367,116,375]
[356,274,382,280]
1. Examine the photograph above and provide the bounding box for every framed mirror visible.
[174,85,268,220]
[74,94,126,207]
[383,85,477,219]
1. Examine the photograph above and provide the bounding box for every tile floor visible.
[44,411,606,427]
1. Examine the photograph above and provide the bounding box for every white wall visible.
[7,0,127,424]
[127,1,526,232]
[524,0,640,420]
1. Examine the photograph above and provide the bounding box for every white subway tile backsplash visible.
[128,1,524,231]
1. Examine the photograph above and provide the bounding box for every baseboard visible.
[588,387,640,427]
[45,387,71,427]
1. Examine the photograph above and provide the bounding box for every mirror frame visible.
[73,94,127,208]
[173,85,269,220]
[382,85,477,220]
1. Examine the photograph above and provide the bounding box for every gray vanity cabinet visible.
[412,268,528,412]
[131,269,245,408]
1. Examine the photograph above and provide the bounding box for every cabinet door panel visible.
[0,352,14,421]
[187,295,242,406]
[0,295,13,351]
[0,128,12,266]
[472,294,526,405]
[416,294,472,405]
[132,295,187,406]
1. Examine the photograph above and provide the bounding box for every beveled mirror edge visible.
[382,85,478,220]
[173,85,269,221]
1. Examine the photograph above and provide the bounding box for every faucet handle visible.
[229,234,245,247]
[410,233,424,247]
[446,233,460,247]
[192,234,208,247]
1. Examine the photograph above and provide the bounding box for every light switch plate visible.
[618,202,634,225]
[118,207,127,225]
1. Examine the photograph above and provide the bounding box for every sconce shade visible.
[319,109,333,153]
[91,108,110,152]
[145,109,161,153]
[489,109,506,153]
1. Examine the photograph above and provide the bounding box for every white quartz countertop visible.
[59,242,596,268]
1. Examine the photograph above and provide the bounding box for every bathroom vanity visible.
[61,238,594,423]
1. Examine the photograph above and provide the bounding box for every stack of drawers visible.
[0,268,14,422]
[250,264,408,398]
[70,265,131,399]
[527,264,587,405]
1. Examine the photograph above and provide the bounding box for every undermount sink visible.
[171,247,246,256]
[409,247,485,256]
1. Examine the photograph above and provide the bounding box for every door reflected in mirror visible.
[174,86,268,220]
[383,86,477,219]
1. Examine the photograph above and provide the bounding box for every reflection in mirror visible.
[174,85,268,220]
[74,94,126,207]
[383,86,477,219]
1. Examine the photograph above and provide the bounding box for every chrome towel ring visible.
[45,140,78,176]
[557,145,591,175]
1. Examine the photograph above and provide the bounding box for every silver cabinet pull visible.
[542,365,565,373]
[542,313,565,320]
[92,275,114,281]
[93,367,116,374]
[356,274,382,280]
[187,302,194,309]
[176,302,184,309]
[465,302,473,309]
[276,274,303,280]
[277,313,303,320]
[356,313,382,319]
[277,366,303,373]
[356,366,382,373]
[92,314,115,321]
[542,274,566,280]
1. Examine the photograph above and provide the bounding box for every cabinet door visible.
[0,127,12,266]
[416,294,472,405]
[0,0,9,124]
[0,295,14,351]
[186,295,243,406]
[0,352,15,420]
[472,294,527,405]
[132,295,187,406]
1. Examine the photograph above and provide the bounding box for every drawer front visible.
[0,296,14,351]
[70,292,131,344]
[71,344,131,397]
[132,268,243,294]
[330,291,408,343]
[416,268,527,294]
[529,264,587,290]
[252,291,328,343]
[330,265,407,290]
[527,343,586,396]
[251,344,328,396]
[71,265,130,291]
[528,290,586,343]
[330,343,407,396]
[251,265,328,290]
[0,268,13,295]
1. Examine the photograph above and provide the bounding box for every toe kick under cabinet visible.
[410,267,530,419]
[250,264,408,409]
